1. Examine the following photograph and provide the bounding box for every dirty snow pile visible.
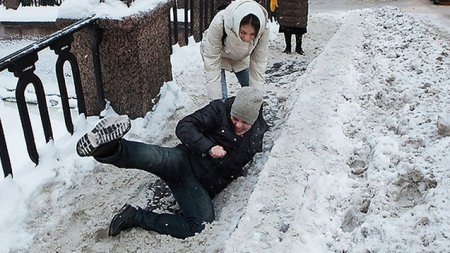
[226,6,450,253]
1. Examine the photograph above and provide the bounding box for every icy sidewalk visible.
[226,6,450,253]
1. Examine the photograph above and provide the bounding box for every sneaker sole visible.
[76,116,131,157]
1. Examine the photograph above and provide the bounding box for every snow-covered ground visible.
[0,0,449,252]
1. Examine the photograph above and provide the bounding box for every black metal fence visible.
[0,17,104,178]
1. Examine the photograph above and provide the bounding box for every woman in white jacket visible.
[200,0,269,100]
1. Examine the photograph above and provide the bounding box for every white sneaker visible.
[76,115,131,157]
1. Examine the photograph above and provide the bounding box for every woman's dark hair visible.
[240,14,260,35]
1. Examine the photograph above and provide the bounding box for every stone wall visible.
[57,2,173,119]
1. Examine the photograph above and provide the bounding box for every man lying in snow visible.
[76,87,268,239]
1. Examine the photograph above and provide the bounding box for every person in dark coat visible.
[76,87,268,239]
[275,0,309,54]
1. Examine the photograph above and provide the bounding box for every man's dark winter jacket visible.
[175,97,268,197]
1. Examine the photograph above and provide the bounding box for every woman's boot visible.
[295,34,304,55]
[283,32,292,54]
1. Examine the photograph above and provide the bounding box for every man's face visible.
[231,116,252,136]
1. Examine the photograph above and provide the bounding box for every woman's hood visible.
[223,0,268,41]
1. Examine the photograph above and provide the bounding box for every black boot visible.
[108,204,137,236]
[283,32,292,54]
[295,34,305,55]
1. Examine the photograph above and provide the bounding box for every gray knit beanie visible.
[231,87,263,124]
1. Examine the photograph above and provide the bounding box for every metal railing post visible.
[190,0,194,38]
[90,23,106,110]
[184,0,189,45]
[50,34,86,134]
[8,53,53,164]
[0,118,12,178]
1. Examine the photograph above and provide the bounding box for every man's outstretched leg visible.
[76,115,188,180]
